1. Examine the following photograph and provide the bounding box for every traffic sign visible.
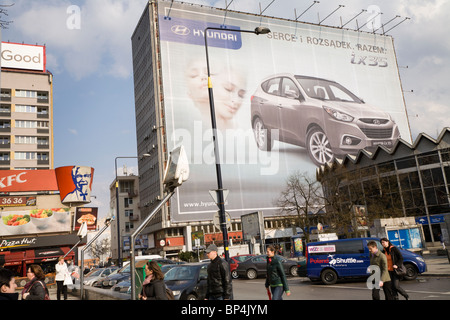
[213,211,232,231]
[209,189,229,204]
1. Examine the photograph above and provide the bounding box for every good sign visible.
[1,42,45,71]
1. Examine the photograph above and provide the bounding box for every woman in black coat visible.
[139,260,167,300]
[380,238,409,300]
[22,264,49,300]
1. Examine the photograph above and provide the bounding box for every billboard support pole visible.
[80,216,114,300]
[204,26,270,263]
[130,191,175,300]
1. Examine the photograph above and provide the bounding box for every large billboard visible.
[1,42,46,72]
[155,1,410,222]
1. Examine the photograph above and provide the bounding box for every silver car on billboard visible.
[251,74,400,166]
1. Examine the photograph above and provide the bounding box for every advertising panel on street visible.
[74,207,98,231]
[155,1,411,222]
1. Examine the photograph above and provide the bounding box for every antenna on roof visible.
[340,9,366,28]
[357,11,382,31]
[319,5,345,25]
[164,0,174,20]
[373,15,400,33]
[294,1,320,21]
[222,0,234,27]
[383,17,410,35]
[258,0,276,25]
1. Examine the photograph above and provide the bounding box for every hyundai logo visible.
[171,25,191,36]
[373,119,381,125]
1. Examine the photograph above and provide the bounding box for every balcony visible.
[129,215,140,222]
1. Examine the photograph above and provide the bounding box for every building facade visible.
[1,43,53,170]
[317,128,450,246]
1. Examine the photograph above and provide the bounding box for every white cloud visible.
[9,0,148,80]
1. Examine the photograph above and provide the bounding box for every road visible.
[232,276,450,300]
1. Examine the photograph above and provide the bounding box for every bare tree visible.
[276,171,324,242]
[0,3,14,29]
[86,238,111,266]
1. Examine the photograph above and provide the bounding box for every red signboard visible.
[0,170,58,192]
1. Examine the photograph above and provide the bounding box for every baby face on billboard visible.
[186,59,246,130]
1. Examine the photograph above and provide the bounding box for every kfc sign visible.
[0,167,94,205]
[1,42,46,71]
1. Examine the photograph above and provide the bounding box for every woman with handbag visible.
[22,264,50,300]
[380,238,409,300]
[55,257,71,300]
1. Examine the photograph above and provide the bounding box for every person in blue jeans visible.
[265,246,290,300]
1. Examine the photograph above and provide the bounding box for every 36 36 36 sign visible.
[0,196,36,207]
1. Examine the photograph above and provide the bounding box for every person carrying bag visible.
[380,238,409,300]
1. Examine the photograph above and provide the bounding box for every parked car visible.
[251,73,400,166]
[97,264,131,289]
[306,237,427,285]
[229,254,255,279]
[83,267,119,286]
[164,262,209,300]
[107,259,179,291]
[296,257,307,277]
[235,255,298,280]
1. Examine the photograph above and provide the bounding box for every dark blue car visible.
[306,237,427,285]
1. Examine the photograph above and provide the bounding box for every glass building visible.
[317,128,450,245]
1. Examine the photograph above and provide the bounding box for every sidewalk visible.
[422,253,450,277]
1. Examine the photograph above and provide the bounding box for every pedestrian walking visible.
[367,240,393,300]
[22,264,50,300]
[139,260,168,300]
[380,238,409,300]
[265,245,290,300]
[438,233,446,249]
[0,268,19,300]
[55,256,71,300]
[205,244,232,300]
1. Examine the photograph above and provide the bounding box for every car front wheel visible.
[306,127,334,166]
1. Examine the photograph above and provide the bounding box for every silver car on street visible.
[251,73,400,166]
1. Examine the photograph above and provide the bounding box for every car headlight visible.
[172,290,181,296]
[324,106,354,122]
[416,257,425,263]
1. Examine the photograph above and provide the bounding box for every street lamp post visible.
[114,154,150,267]
[204,26,270,262]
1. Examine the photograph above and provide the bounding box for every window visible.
[335,240,364,254]
[0,105,10,113]
[15,90,37,98]
[0,121,11,128]
[281,78,300,99]
[16,121,49,128]
[0,137,9,145]
[262,78,281,95]
[16,136,37,144]
[16,152,36,160]
[37,137,49,145]
[0,153,10,161]
[16,105,37,113]
[37,153,49,161]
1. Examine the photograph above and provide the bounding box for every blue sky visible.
[1,0,449,218]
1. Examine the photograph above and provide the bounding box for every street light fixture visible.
[114,154,150,267]
[204,26,270,262]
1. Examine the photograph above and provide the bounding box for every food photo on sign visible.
[74,207,98,231]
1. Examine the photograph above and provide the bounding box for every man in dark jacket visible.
[205,244,232,300]
[0,268,19,301]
